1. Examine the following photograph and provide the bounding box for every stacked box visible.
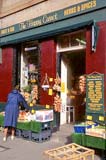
[31,129,52,143]
[21,130,32,140]
[15,129,22,138]
[16,128,52,142]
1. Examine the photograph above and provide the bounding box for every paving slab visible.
[0,124,103,160]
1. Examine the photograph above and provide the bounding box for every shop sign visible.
[86,73,104,114]
[0,0,106,37]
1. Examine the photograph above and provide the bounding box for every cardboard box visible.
[36,110,53,122]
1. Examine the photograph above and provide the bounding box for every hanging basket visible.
[41,73,50,91]
[41,84,50,91]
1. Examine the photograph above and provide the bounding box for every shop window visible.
[58,35,70,48]
[21,42,40,106]
[57,30,86,52]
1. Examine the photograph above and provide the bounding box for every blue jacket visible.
[4,89,29,127]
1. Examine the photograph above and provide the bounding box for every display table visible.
[0,115,51,133]
[0,104,53,142]
[72,133,106,150]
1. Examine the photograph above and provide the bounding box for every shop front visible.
[0,0,106,127]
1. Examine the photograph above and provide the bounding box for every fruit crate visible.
[74,122,98,133]
[17,121,31,131]
[44,143,95,160]
[31,121,51,133]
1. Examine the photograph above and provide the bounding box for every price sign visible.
[86,73,104,114]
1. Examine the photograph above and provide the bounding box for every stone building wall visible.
[0,0,86,28]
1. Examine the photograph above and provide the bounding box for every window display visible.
[20,42,40,106]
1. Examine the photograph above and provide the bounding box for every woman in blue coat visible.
[3,85,30,141]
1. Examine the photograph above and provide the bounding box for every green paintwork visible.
[0,0,106,45]
[86,73,104,114]
[72,133,106,150]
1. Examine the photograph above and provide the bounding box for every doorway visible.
[61,50,86,124]
[57,30,86,124]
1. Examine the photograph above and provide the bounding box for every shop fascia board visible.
[0,8,105,46]
[0,0,106,38]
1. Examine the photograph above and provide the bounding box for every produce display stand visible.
[72,133,106,150]
[0,115,51,132]
[0,114,52,142]
[71,73,105,153]
[16,120,51,132]
[44,143,95,160]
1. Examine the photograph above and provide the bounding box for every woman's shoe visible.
[11,135,15,140]
[3,137,7,142]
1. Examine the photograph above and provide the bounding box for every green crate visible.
[30,121,42,133]
[17,121,31,131]
[84,135,106,150]
[0,115,4,126]
[71,133,83,145]
[72,133,106,150]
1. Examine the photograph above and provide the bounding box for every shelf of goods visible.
[44,143,94,160]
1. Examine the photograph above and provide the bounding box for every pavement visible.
[0,124,104,160]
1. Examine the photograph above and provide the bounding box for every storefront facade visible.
[0,0,106,124]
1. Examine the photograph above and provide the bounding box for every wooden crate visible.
[44,143,94,160]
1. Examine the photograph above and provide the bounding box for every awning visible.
[0,19,99,50]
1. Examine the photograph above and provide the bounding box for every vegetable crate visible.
[44,143,95,160]
[74,125,91,133]
[74,122,98,133]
